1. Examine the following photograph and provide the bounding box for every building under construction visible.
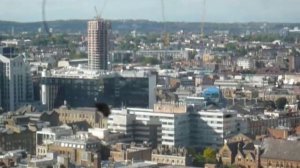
[88,18,109,70]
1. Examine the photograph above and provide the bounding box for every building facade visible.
[218,135,300,168]
[0,54,33,111]
[36,125,73,156]
[41,68,156,110]
[110,143,152,162]
[136,50,189,60]
[189,108,237,148]
[55,104,108,129]
[88,19,109,70]
[109,103,190,147]
[237,58,254,70]
[0,124,37,154]
[260,139,300,168]
[48,132,104,167]
[151,145,191,166]
[109,103,236,148]
[289,54,300,72]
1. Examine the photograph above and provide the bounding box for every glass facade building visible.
[41,70,156,110]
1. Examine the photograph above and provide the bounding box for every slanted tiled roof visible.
[261,138,300,161]
[243,143,255,151]
[226,142,239,158]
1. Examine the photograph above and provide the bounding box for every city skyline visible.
[0,0,300,23]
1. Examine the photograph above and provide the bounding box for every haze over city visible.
[1,0,300,167]
[1,0,300,22]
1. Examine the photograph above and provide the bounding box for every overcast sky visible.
[0,0,300,23]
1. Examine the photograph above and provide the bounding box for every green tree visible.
[203,147,217,163]
[70,52,87,59]
[275,97,288,110]
[141,57,159,65]
[191,153,205,167]
[264,100,276,110]
[188,50,197,60]
[187,147,197,156]
[225,43,237,51]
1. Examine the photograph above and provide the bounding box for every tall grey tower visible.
[0,49,33,112]
[88,19,109,70]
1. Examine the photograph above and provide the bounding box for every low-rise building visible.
[0,124,37,154]
[237,58,254,70]
[0,150,27,167]
[261,138,300,168]
[88,128,130,144]
[217,133,260,168]
[110,143,152,162]
[55,103,108,129]
[267,126,294,139]
[36,125,73,156]
[48,132,105,167]
[27,153,57,168]
[151,145,191,166]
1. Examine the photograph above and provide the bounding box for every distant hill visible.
[0,19,300,35]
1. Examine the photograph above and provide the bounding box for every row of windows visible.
[200,115,223,118]
[152,157,185,165]
[60,113,95,119]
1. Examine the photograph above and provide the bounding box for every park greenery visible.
[189,147,217,167]
[140,56,159,65]
[275,97,288,110]
[263,97,288,111]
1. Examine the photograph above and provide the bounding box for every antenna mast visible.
[199,0,207,62]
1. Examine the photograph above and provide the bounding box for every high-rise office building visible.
[41,68,156,110]
[0,53,33,112]
[109,103,237,149]
[109,103,190,148]
[88,19,109,70]
[189,108,237,148]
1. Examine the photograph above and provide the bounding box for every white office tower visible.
[109,103,190,147]
[88,19,109,70]
[190,108,237,148]
[0,54,33,111]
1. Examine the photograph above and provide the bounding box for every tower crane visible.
[161,0,169,48]
[199,0,207,59]
[94,0,109,19]
[94,6,100,19]
[42,0,52,37]
[200,0,206,39]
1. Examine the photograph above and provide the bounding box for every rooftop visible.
[55,132,100,145]
[38,125,72,134]
[42,67,153,79]
[261,138,300,161]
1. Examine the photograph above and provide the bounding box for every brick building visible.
[48,132,107,167]
[218,134,300,168]
[217,133,260,168]
[55,103,108,129]
[151,145,191,166]
[260,139,300,168]
[0,124,37,155]
[110,143,152,162]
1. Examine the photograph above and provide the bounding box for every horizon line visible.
[1,19,300,25]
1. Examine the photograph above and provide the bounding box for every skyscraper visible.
[88,19,109,70]
[0,51,33,112]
